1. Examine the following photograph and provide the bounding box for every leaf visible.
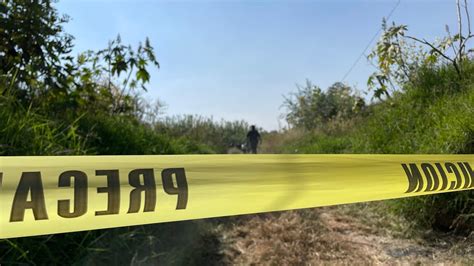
[424,54,437,65]
[367,75,375,87]
[136,68,150,83]
[138,58,146,68]
[77,53,86,65]
[111,56,128,76]
[129,79,137,89]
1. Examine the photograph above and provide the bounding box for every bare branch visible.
[445,25,459,56]
[405,36,454,63]
[405,35,462,77]
[459,0,473,60]
[465,0,472,36]
[457,0,463,61]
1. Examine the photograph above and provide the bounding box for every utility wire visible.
[340,0,401,82]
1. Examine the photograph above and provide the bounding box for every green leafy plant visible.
[368,0,474,99]
[283,80,364,131]
[0,0,74,100]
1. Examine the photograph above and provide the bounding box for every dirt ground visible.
[205,202,473,265]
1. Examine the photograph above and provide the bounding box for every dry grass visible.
[259,129,305,154]
[203,202,474,265]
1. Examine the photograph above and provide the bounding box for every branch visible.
[457,0,463,60]
[459,0,473,60]
[114,65,134,114]
[394,36,411,79]
[405,35,462,77]
[445,25,459,56]
[464,0,472,37]
[405,35,455,63]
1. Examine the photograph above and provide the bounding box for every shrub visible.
[154,115,250,154]
[354,62,474,232]
[283,80,365,131]
[78,113,177,155]
[283,133,352,154]
[0,95,86,156]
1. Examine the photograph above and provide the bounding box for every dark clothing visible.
[247,129,261,154]
[249,145,258,154]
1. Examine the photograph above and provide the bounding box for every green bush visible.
[353,62,474,232]
[282,62,473,232]
[353,89,474,154]
[0,96,86,156]
[284,134,352,154]
[78,113,177,155]
[154,115,250,154]
[283,81,364,131]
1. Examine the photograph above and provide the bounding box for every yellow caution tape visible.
[0,154,473,238]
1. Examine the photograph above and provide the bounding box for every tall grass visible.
[352,62,474,232]
[154,115,250,154]
[281,61,474,232]
[0,85,250,264]
[0,96,86,156]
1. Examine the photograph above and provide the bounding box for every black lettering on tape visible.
[10,172,48,222]
[58,171,88,218]
[161,168,188,209]
[457,163,471,189]
[95,170,120,215]
[128,169,156,213]
[421,163,439,191]
[402,164,423,193]
[434,163,448,191]
[464,162,474,188]
[446,163,462,190]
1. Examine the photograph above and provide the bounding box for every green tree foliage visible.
[368,0,474,99]
[367,20,424,99]
[60,35,160,118]
[0,0,74,99]
[283,80,364,130]
[0,0,160,117]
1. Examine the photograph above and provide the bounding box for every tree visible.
[368,0,474,100]
[283,80,363,130]
[0,0,74,97]
[0,0,160,116]
[69,35,160,115]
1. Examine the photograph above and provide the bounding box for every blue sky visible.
[57,0,462,130]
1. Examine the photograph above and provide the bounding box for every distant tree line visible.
[283,80,365,131]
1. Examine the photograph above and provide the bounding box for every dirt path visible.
[208,203,473,265]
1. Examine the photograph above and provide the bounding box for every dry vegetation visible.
[204,203,474,265]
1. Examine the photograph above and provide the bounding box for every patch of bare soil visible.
[210,203,473,265]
